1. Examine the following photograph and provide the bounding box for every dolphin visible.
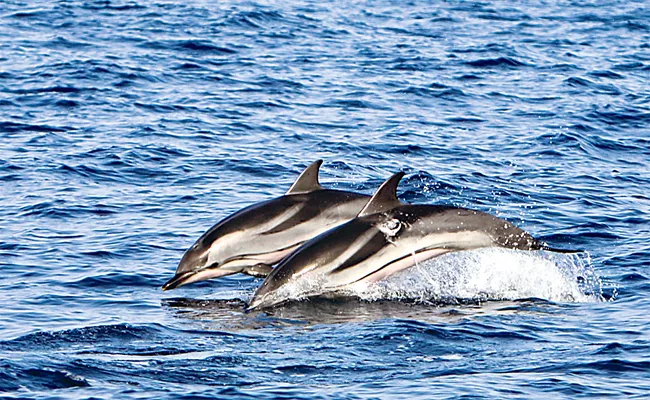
[248,172,576,310]
[162,160,370,291]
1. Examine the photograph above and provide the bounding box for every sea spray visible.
[351,248,603,304]
[246,249,602,307]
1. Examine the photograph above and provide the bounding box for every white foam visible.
[347,248,603,304]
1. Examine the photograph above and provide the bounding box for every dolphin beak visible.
[245,296,264,311]
[162,245,214,290]
[161,267,236,291]
[162,272,194,291]
[247,280,290,310]
[245,295,277,312]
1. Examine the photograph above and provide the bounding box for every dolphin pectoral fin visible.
[242,264,274,278]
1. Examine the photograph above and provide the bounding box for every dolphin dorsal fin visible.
[357,172,405,217]
[286,160,324,195]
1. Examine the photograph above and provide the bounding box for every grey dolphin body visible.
[162,161,369,290]
[248,172,574,310]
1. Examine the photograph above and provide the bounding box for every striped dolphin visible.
[162,161,369,290]
[248,172,575,310]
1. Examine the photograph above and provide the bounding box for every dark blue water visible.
[1,0,649,398]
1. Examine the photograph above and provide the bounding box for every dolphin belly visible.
[356,248,452,284]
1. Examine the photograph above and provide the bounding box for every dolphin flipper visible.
[242,264,274,278]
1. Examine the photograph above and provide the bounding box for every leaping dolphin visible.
[248,172,576,310]
[162,160,370,290]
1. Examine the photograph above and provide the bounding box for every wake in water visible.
[349,248,604,304]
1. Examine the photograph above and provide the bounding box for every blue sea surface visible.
[1,0,649,398]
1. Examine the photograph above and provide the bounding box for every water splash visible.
[248,249,603,308]
[351,248,603,304]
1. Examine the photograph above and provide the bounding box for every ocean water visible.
[1,0,649,398]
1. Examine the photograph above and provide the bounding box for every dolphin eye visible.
[378,218,402,237]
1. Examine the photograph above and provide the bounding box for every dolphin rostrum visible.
[162,160,370,291]
[248,172,576,310]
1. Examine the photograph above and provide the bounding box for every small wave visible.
[218,9,288,29]
[465,57,527,68]
[476,10,531,22]
[54,99,79,108]
[0,365,89,390]
[586,108,650,128]
[79,1,146,11]
[390,56,441,71]
[8,10,52,19]
[359,143,430,156]
[9,86,86,95]
[322,99,381,110]
[53,161,173,185]
[133,102,202,113]
[588,70,625,80]
[446,116,485,123]
[140,39,237,54]
[615,20,650,32]
[238,100,291,109]
[455,74,482,81]
[539,63,581,72]
[44,36,92,49]
[620,272,648,282]
[515,358,650,374]
[451,42,516,54]
[398,86,466,99]
[612,61,645,71]
[383,27,441,39]
[1,324,159,350]
[65,272,155,288]
[0,121,67,133]
[246,76,305,95]
[564,76,622,95]
[592,341,649,356]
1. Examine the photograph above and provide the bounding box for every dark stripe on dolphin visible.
[218,242,307,265]
[331,231,387,274]
[261,203,320,235]
[351,246,460,283]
